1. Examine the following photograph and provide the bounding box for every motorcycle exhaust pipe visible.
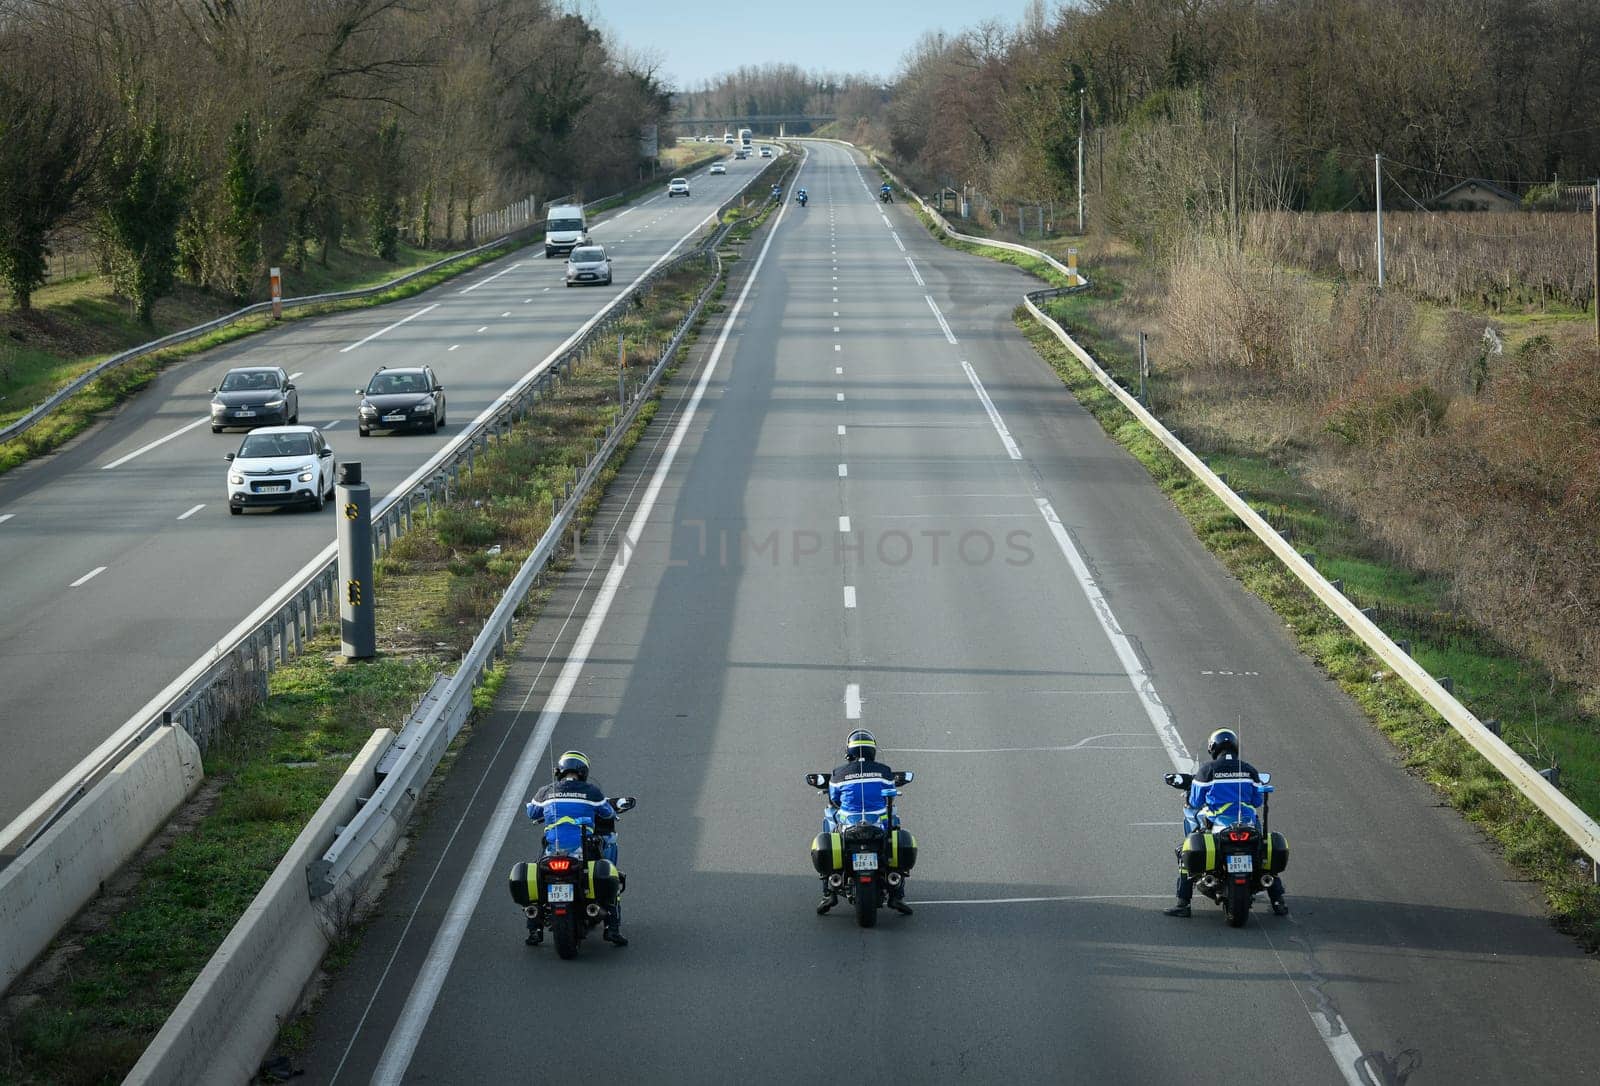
[826,873,846,890]
[1260,874,1275,888]
[1199,875,1220,890]
[585,903,603,919]
[523,906,539,919]
[885,871,903,887]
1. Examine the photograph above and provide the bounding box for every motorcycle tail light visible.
[547,857,574,872]
[1227,831,1253,842]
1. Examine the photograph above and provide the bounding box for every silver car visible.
[667,177,690,197]
[565,245,612,287]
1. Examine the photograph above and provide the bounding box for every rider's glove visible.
[1163,773,1184,788]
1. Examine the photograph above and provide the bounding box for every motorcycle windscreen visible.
[1198,780,1266,828]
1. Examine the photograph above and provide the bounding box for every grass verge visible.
[0,258,718,1085]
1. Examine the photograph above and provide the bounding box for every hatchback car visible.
[708,162,726,175]
[210,367,297,432]
[356,366,447,435]
[565,245,613,288]
[225,426,335,513]
[667,177,690,197]
[759,146,773,158]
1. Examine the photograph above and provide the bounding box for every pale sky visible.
[586,0,1033,89]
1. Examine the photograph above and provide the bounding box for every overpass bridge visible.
[665,114,835,136]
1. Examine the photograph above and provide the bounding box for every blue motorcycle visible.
[1166,773,1288,926]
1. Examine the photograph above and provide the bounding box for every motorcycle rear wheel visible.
[553,908,582,958]
[853,878,878,928]
[1225,882,1252,928]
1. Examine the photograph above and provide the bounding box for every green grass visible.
[0,258,720,1085]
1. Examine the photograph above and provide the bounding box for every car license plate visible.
[579,273,595,280]
[851,852,878,872]
[382,414,406,423]
[258,482,288,493]
[1226,854,1253,874]
[236,409,256,417]
[546,882,575,903]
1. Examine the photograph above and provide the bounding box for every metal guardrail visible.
[0,152,788,864]
[847,140,1600,877]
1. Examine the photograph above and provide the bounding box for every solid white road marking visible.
[893,234,906,252]
[837,464,848,477]
[838,515,851,531]
[905,256,925,287]
[925,296,958,344]
[69,566,107,587]
[845,683,862,719]
[0,514,14,525]
[339,303,439,353]
[843,586,857,609]
[448,344,460,351]
[101,415,211,470]
[367,144,813,1086]
[177,504,206,520]
[456,262,525,294]
[960,361,1022,460]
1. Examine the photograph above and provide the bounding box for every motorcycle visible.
[1164,772,1288,927]
[509,795,636,959]
[806,771,916,927]
[797,192,808,207]
[878,188,893,203]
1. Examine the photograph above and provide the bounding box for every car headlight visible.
[297,467,316,482]
[263,398,284,408]
[359,403,376,415]
[229,473,244,485]
[414,398,434,412]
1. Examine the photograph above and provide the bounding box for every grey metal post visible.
[1375,153,1385,289]
[1077,88,1085,234]
[1137,332,1149,405]
[337,461,376,659]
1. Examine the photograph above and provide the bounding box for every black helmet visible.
[1207,728,1239,759]
[845,729,876,762]
[554,750,590,781]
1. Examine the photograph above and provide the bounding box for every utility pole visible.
[1077,87,1085,234]
[1231,121,1240,252]
[1375,153,1385,289]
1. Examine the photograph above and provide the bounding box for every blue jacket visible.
[527,779,615,855]
[829,759,897,823]
[1185,756,1266,828]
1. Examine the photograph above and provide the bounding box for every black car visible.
[357,366,446,436]
[210,367,298,432]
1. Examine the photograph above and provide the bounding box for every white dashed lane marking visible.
[177,504,205,521]
[69,566,107,588]
[843,586,857,609]
[838,515,851,531]
[845,684,862,720]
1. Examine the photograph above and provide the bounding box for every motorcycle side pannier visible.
[1180,832,1214,877]
[508,861,539,907]
[586,859,623,906]
[1263,832,1289,874]
[886,829,918,872]
[811,832,846,875]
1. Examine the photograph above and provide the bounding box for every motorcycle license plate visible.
[851,852,879,872]
[1226,854,1254,874]
[546,883,575,902]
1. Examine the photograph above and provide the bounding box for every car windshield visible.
[570,248,605,262]
[368,372,430,394]
[238,432,313,458]
[220,371,278,392]
[548,218,583,232]
[671,179,687,185]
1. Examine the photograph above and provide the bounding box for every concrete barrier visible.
[126,728,394,1086]
[0,725,203,994]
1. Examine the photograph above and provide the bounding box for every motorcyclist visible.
[820,728,912,915]
[1162,728,1287,918]
[879,181,893,202]
[525,750,628,946]
[796,187,808,205]
[771,183,783,200]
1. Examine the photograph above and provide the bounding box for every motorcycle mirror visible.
[1257,772,1272,786]
[612,796,637,812]
[893,771,913,785]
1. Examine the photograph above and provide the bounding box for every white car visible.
[667,177,690,197]
[225,425,336,514]
[708,162,726,175]
[760,146,773,158]
[566,245,612,287]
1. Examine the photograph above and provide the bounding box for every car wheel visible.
[438,408,446,428]
[229,505,242,516]
[426,414,438,435]
[604,275,613,285]
[311,485,325,512]
[565,281,573,287]
[212,426,222,434]
[358,427,369,437]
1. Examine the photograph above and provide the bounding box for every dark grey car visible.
[357,366,446,436]
[210,367,298,432]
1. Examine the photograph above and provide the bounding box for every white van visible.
[543,205,589,258]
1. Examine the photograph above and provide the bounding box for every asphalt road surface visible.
[0,151,776,828]
[298,140,1600,1083]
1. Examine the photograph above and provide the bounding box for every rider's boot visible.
[817,891,839,915]
[888,889,913,916]
[1163,900,1192,918]
[525,917,544,946]
[602,906,629,947]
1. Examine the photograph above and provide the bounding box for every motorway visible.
[297,140,1600,1081]
[0,151,775,828]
